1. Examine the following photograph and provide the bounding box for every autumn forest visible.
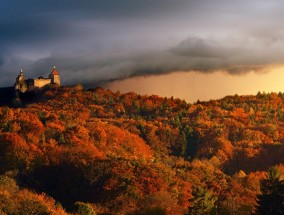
[0,85,283,214]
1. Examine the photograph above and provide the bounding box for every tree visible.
[188,187,217,215]
[73,202,96,215]
[257,167,284,215]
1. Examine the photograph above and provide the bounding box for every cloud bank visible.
[1,0,284,87]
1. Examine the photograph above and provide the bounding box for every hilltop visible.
[0,86,283,214]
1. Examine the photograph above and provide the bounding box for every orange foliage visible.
[0,87,282,214]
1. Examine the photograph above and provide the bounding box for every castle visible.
[15,66,61,93]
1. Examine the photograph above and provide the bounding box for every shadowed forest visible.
[0,85,283,214]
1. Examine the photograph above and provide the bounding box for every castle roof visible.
[50,66,59,76]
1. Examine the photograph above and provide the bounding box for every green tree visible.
[73,202,96,215]
[257,167,284,215]
[180,126,200,159]
[188,187,217,215]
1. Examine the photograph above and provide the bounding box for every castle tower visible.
[49,66,60,85]
[14,69,27,93]
[18,69,25,81]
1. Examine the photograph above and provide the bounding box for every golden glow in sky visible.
[106,66,284,102]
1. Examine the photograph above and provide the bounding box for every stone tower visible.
[14,69,27,92]
[49,66,60,85]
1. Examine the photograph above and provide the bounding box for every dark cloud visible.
[0,0,192,19]
[172,37,235,58]
[19,35,284,88]
[1,0,284,87]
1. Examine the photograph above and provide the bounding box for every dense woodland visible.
[0,84,283,214]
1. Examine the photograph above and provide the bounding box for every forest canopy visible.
[0,86,283,214]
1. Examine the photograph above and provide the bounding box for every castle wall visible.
[15,82,27,93]
[51,75,60,85]
[34,78,51,88]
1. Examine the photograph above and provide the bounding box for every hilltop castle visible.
[15,66,61,93]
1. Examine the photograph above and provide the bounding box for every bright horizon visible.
[106,65,284,102]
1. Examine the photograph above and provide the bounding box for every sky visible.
[1,0,284,101]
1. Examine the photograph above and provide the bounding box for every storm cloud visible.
[1,0,284,87]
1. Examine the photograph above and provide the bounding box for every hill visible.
[0,87,16,105]
[0,85,283,214]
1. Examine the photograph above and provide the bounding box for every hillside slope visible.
[0,85,283,214]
